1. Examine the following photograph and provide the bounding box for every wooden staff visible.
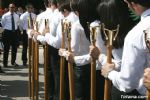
[31,19,37,100]
[89,26,97,100]
[28,17,35,100]
[28,18,32,99]
[144,30,150,100]
[102,23,119,100]
[44,19,49,100]
[32,37,35,100]
[35,22,39,100]
[59,20,65,100]
[66,22,75,100]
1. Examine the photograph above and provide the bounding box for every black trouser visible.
[73,65,105,100]
[47,45,60,100]
[111,85,146,100]
[73,64,90,100]
[47,45,70,100]
[21,30,28,64]
[96,70,105,100]
[2,30,19,66]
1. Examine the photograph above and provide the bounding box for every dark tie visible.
[29,13,33,28]
[11,13,15,31]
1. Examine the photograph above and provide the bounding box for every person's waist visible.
[4,29,18,31]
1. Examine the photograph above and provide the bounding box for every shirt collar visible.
[141,9,150,20]
[8,11,14,15]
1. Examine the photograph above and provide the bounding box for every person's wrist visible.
[106,68,114,79]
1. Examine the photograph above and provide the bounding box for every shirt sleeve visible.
[108,42,147,93]
[71,24,80,54]
[74,54,91,66]
[37,35,46,44]
[1,15,5,28]
[44,24,61,49]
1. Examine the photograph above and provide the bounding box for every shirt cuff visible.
[27,29,33,38]
[98,54,107,65]
[74,54,91,66]
[45,33,50,43]
[112,60,121,71]
[108,70,117,81]
[37,35,46,44]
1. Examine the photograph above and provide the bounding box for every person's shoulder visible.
[2,12,9,16]
[37,11,45,18]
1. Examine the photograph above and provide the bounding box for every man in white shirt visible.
[1,3,20,67]
[20,4,36,66]
[98,0,150,100]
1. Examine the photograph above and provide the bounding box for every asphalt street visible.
[0,46,45,100]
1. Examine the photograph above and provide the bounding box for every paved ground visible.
[0,46,45,100]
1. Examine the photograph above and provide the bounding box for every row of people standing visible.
[27,0,103,99]
[56,0,150,100]
[28,0,150,100]
[2,0,150,100]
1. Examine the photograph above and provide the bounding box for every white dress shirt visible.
[36,8,63,44]
[27,8,52,43]
[1,11,19,30]
[35,8,52,44]
[36,8,52,34]
[20,12,36,31]
[71,20,90,56]
[108,9,150,95]
[45,12,79,49]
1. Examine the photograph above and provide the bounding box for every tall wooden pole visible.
[90,27,97,100]
[32,39,35,100]
[44,19,49,100]
[59,20,65,100]
[35,22,39,100]
[44,43,48,100]
[102,24,119,100]
[67,22,75,100]
[28,18,33,99]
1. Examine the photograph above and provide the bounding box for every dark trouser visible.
[111,85,146,100]
[73,65,105,100]
[21,30,28,64]
[47,45,60,100]
[96,70,105,100]
[47,45,70,100]
[2,30,19,65]
[74,64,90,100]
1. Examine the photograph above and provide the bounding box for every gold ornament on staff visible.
[59,19,66,100]
[34,21,39,100]
[143,29,150,100]
[27,17,32,99]
[88,22,101,100]
[27,17,35,99]
[66,21,75,100]
[45,19,49,29]
[102,23,119,100]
